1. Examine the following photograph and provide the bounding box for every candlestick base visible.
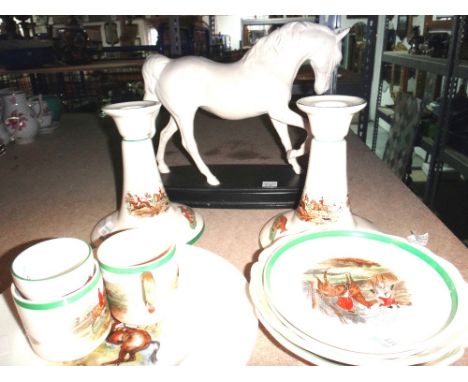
[90,203,204,248]
[259,210,377,248]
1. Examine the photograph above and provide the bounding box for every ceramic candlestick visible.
[259,95,375,248]
[91,100,204,247]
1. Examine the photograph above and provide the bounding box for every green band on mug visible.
[99,245,176,275]
[13,266,101,310]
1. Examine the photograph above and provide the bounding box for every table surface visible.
[1,112,467,366]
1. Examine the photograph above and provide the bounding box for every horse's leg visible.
[156,117,178,173]
[288,132,312,160]
[269,107,311,159]
[174,113,220,186]
[269,118,302,174]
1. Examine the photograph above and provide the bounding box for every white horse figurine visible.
[143,22,348,186]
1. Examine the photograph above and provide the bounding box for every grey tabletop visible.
[0,112,467,365]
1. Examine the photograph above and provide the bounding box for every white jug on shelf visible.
[0,87,16,145]
[2,91,39,144]
[28,94,53,130]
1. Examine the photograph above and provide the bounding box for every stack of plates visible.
[249,230,468,365]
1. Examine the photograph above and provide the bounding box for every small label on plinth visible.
[262,181,278,188]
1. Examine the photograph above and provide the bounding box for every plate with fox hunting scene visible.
[250,258,466,365]
[262,230,467,358]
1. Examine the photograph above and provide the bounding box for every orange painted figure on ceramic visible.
[91,288,107,318]
[273,215,288,234]
[314,271,376,312]
[102,321,154,365]
[315,270,346,298]
[346,273,376,309]
[178,206,195,226]
[368,272,410,309]
[125,190,169,217]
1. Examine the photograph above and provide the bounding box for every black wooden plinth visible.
[161,164,305,209]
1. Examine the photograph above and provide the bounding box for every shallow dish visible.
[258,230,468,363]
[250,255,468,365]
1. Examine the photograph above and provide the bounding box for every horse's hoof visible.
[290,163,302,174]
[158,164,171,173]
[206,176,221,186]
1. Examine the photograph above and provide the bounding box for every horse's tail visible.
[142,53,171,102]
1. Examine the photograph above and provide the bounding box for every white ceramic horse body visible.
[143,22,348,185]
[153,58,272,120]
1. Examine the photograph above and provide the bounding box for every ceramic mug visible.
[11,260,112,362]
[96,227,179,326]
[11,237,95,301]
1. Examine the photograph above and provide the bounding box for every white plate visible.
[253,289,464,366]
[256,303,464,366]
[0,244,258,366]
[250,230,468,364]
[262,230,468,358]
[249,262,344,366]
[250,259,467,366]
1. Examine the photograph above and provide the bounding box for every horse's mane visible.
[241,22,335,63]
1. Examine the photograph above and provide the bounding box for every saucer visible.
[262,230,468,358]
[250,259,468,366]
[250,230,468,365]
[0,245,258,366]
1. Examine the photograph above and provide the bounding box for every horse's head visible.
[241,22,349,95]
[309,28,349,95]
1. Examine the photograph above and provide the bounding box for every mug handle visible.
[141,271,157,313]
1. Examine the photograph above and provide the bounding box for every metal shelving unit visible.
[381,51,447,74]
[425,16,467,207]
[454,60,468,79]
[240,16,318,49]
[356,16,379,141]
[373,50,451,138]
[372,16,468,208]
[0,59,147,111]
